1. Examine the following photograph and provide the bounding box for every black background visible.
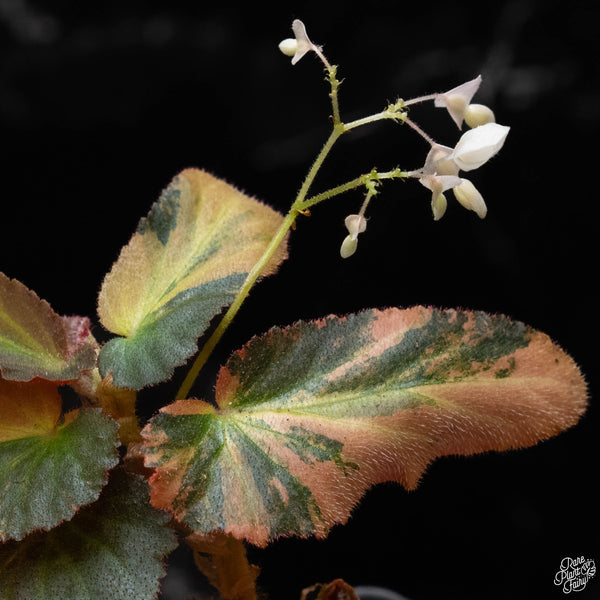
[1,1,597,599]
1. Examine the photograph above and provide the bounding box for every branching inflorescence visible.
[280,19,509,256]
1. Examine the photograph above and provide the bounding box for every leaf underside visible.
[142,306,587,546]
[0,381,120,542]
[0,468,178,600]
[97,168,287,390]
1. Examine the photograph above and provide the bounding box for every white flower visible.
[340,214,367,258]
[434,75,481,129]
[450,122,510,171]
[418,142,490,219]
[278,19,320,65]
[419,174,462,221]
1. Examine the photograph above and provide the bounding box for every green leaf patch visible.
[0,399,120,542]
[0,468,177,600]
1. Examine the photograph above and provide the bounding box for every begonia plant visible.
[0,19,588,600]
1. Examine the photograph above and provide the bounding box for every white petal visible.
[344,214,367,237]
[434,75,482,129]
[453,179,487,218]
[423,144,458,176]
[290,19,316,65]
[419,174,462,194]
[451,123,510,172]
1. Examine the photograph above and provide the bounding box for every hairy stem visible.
[175,67,406,401]
[176,122,344,400]
[175,210,297,400]
[295,168,407,212]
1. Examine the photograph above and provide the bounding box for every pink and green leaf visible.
[97,168,287,390]
[0,468,177,599]
[0,378,120,542]
[0,273,97,382]
[142,307,587,547]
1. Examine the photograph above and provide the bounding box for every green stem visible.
[175,127,343,400]
[174,71,406,401]
[176,115,344,401]
[295,125,344,207]
[175,210,297,400]
[327,66,342,125]
[296,168,408,212]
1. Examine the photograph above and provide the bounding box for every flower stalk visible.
[176,19,509,399]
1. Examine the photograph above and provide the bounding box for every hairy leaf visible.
[142,307,587,546]
[0,468,177,600]
[0,381,120,541]
[0,273,96,382]
[97,169,287,389]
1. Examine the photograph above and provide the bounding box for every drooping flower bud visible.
[340,235,358,258]
[418,174,462,221]
[340,214,367,258]
[464,104,496,128]
[453,179,487,218]
[434,75,482,129]
[450,123,510,172]
[431,192,448,221]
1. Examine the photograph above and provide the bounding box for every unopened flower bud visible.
[432,192,448,221]
[340,235,358,258]
[340,214,367,258]
[465,104,496,128]
[278,38,298,57]
[453,179,487,218]
[451,123,510,172]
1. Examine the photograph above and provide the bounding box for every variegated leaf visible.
[0,272,96,382]
[141,307,587,546]
[0,378,120,542]
[97,169,287,390]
